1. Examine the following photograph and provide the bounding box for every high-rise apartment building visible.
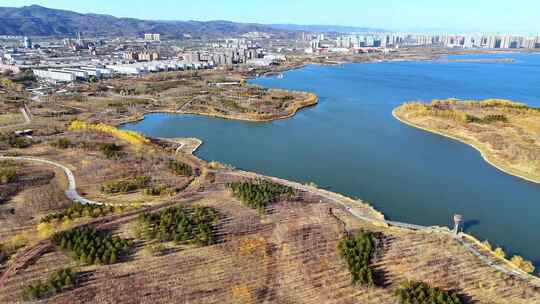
[144,33,161,41]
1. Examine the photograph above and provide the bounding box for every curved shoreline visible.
[118,94,318,127]
[392,109,540,185]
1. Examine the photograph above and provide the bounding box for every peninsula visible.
[394,98,540,184]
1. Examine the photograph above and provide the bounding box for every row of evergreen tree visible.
[41,202,117,223]
[169,160,193,176]
[395,280,463,304]
[22,268,77,301]
[227,180,295,213]
[101,175,150,194]
[135,206,219,246]
[52,227,131,265]
[465,114,508,124]
[99,143,124,159]
[337,232,376,286]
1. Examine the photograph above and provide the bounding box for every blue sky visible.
[2,0,539,34]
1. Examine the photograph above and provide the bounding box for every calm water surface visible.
[123,53,540,265]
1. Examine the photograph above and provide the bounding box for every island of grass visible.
[99,70,318,123]
[394,98,540,184]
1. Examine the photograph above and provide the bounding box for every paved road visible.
[0,156,102,205]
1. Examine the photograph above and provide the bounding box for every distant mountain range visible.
[0,5,385,39]
[269,24,387,33]
[0,5,292,39]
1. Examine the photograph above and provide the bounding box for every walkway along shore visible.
[2,152,540,288]
[226,169,540,288]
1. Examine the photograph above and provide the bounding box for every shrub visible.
[50,138,72,149]
[144,185,177,196]
[481,114,508,123]
[101,176,150,194]
[52,227,131,265]
[466,114,508,124]
[227,180,295,213]
[40,202,116,223]
[494,247,506,259]
[337,232,376,286]
[69,121,149,145]
[135,206,219,246]
[510,255,535,273]
[143,243,166,257]
[0,132,30,148]
[169,160,193,176]
[465,114,483,123]
[0,245,6,264]
[395,280,462,304]
[0,168,17,184]
[22,268,77,300]
[99,143,123,159]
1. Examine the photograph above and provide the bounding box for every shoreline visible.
[111,70,540,283]
[118,93,318,126]
[169,133,540,285]
[392,109,540,185]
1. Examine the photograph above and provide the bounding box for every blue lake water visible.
[123,53,540,266]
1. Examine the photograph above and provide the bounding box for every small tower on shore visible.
[453,214,463,234]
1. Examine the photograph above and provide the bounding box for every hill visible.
[269,24,387,33]
[0,5,293,39]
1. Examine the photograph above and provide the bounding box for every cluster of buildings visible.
[31,59,217,83]
[181,47,262,66]
[179,37,284,67]
[332,33,540,50]
[106,60,214,76]
[33,66,113,83]
[123,50,160,62]
[144,33,161,42]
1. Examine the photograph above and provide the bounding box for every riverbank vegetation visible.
[337,232,376,286]
[394,98,540,184]
[227,179,296,213]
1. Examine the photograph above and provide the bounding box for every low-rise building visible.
[33,69,76,83]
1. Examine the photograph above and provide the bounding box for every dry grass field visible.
[31,69,318,125]
[2,185,539,303]
[1,130,540,303]
[394,98,540,184]
[0,113,25,127]
[2,71,540,303]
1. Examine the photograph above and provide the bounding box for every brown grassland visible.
[0,127,539,303]
[1,68,540,303]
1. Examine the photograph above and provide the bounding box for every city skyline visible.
[1,0,540,34]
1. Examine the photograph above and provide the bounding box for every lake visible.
[122,53,540,266]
